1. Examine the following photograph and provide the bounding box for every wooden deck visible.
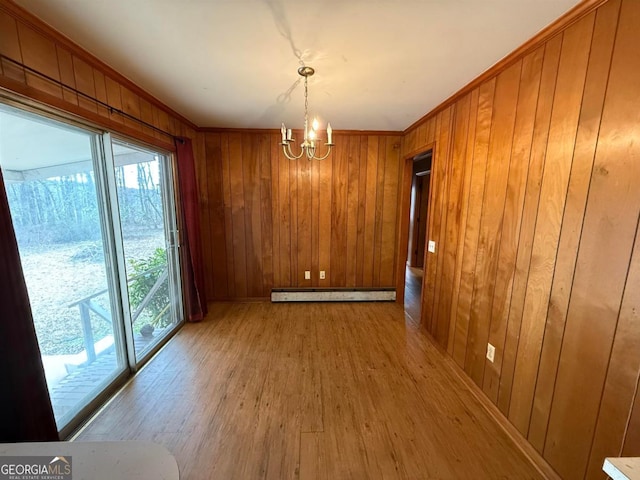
[49,333,159,423]
[76,302,543,479]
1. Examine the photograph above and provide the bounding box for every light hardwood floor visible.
[76,302,543,479]
[404,266,423,325]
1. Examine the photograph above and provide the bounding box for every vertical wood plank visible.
[205,133,229,300]
[269,134,281,289]
[229,133,248,298]
[105,76,125,124]
[452,79,496,367]
[121,86,143,133]
[421,114,443,330]
[92,69,110,120]
[437,94,470,349]
[221,134,236,297]
[465,61,521,385]
[447,88,479,355]
[72,56,98,114]
[331,135,349,286]
[260,135,274,295]
[318,140,333,287]
[356,136,368,286]
[311,145,320,287]
[139,98,156,139]
[483,47,544,403]
[197,133,213,300]
[298,139,312,286]
[0,11,25,83]
[362,138,379,287]
[544,2,640,476]
[278,137,292,287]
[242,133,263,297]
[529,0,621,453]
[508,14,594,436]
[497,34,563,415]
[0,12,22,63]
[289,135,299,286]
[345,136,361,287]
[429,108,454,337]
[586,219,640,479]
[379,137,400,287]
[16,23,62,99]
[56,46,77,105]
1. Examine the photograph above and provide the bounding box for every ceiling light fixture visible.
[280,66,333,160]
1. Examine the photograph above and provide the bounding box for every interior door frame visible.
[395,143,436,317]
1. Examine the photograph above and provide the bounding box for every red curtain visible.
[175,138,207,322]
[0,169,58,441]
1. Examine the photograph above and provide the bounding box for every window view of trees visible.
[7,162,163,247]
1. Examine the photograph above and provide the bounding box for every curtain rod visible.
[0,54,184,143]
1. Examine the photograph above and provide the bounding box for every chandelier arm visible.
[311,144,333,161]
[283,142,305,160]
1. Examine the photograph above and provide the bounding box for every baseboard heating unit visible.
[271,288,396,302]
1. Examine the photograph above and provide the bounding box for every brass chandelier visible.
[280,66,334,160]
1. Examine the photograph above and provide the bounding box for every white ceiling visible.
[14,0,580,131]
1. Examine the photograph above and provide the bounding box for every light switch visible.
[428,240,436,253]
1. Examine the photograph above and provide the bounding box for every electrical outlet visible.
[304,270,311,280]
[428,240,436,253]
[320,270,326,280]
[486,343,496,363]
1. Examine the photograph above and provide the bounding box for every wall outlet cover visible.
[486,343,496,363]
[304,270,311,280]
[428,240,436,253]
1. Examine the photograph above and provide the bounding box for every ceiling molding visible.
[200,127,403,137]
[404,0,609,134]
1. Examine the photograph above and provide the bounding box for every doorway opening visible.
[404,150,432,324]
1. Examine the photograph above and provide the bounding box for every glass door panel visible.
[0,105,127,430]
[110,140,181,363]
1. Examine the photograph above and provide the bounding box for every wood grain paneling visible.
[529,0,621,455]
[497,35,562,417]
[465,61,521,387]
[483,47,543,404]
[509,14,594,437]
[543,1,640,477]
[402,1,640,478]
[451,82,494,368]
[200,132,402,300]
[0,1,197,151]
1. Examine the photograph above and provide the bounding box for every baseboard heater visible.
[271,287,396,302]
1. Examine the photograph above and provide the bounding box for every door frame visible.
[395,143,436,322]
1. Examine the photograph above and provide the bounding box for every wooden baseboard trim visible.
[443,354,561,480]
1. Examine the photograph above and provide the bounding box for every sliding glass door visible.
[0,104,127,431]
[107,138,182,364]
[0,103,183,435]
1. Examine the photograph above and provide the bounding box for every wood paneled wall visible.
[0,0,198,150]
[403,0,640,478]
[197,131,403,300]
